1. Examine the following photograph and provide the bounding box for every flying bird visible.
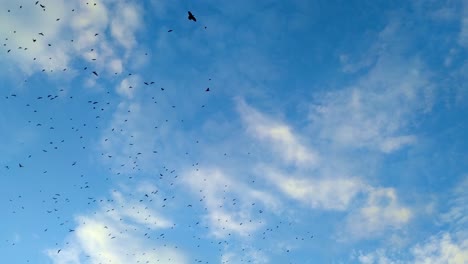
[92,71,98,76]
[188,11,196,22]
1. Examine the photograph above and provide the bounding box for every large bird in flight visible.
[188,11,196,22]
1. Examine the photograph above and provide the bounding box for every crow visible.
[188,11,196,22]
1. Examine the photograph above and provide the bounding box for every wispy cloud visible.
[258,166,364,211]
[439,174,468,232]
[345,187,412,240]
[47,185,186,264]
[237,98,319,167]
[182,168,280,238]
[309,55,431,153]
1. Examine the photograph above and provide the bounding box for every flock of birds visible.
[1,2,314,263]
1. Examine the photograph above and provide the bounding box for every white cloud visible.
[109,58,123,74]
[411,233,468,264]
[48,215,186,264]
[439,176,468,230]
[110,191,173,229]
[182,168,281,238]
[257,165,412,240]
[259,166,365,211]
[235,98,414,239]
[357,175,468,263]
[110,2,141,52]
[116,75,141,99]
[346,187,412,240]
[0,0,142,78]
[0,0,74,74]
[379,135,417,153]
[70,1,109,49]
[309,55,430,153]
[237,98,319,167]
[47,187,185,264]
[358,233,468,264]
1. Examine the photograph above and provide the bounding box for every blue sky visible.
[0,0,467,263]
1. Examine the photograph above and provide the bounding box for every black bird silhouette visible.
[188,11,196,22]
[92,71,98,76]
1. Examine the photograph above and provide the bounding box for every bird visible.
[92,71,98,76]
[188,11,197,22]
[168,29,173,32]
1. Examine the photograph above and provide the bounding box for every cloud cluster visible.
[34,1,466,262]
[237,99,412,239]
